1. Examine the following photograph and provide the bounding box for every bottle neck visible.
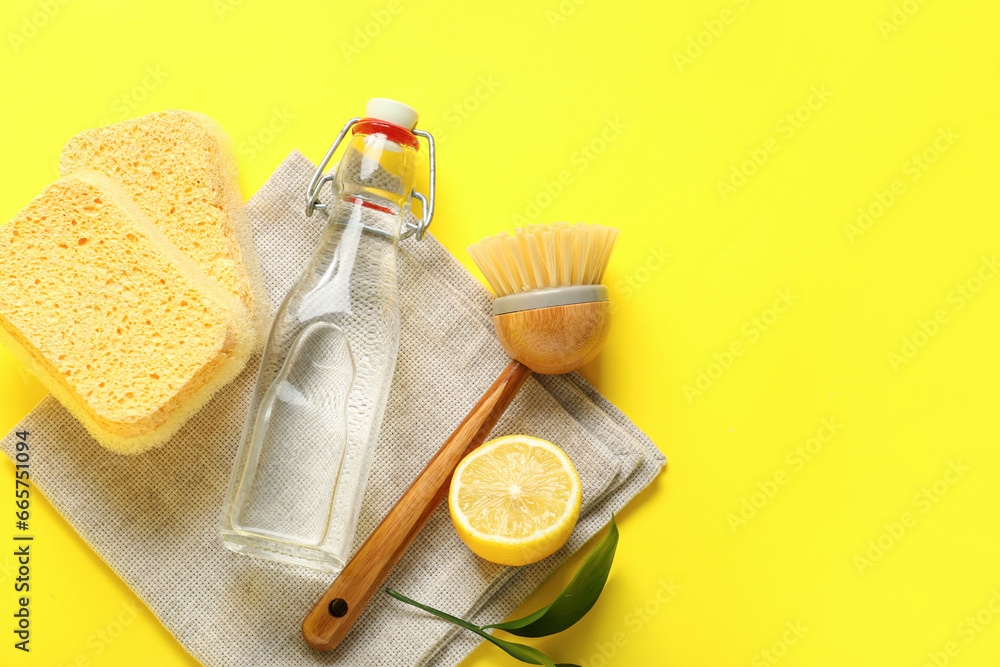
[334,127,418,220]
[352,119,420,150]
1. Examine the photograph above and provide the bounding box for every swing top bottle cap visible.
[365,98,418,130]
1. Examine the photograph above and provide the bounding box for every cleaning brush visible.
[467,221,618,373]
[303,221,619,651]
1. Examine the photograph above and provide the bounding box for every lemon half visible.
[449,434,582,566]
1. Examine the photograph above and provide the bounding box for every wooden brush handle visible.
[302,359,533,651]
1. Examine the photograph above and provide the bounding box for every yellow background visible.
[2,0,999,665]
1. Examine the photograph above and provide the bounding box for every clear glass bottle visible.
[220,99,435,572]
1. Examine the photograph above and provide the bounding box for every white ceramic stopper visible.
[365,98,419,130]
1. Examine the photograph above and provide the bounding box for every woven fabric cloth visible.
[1,151,665,667]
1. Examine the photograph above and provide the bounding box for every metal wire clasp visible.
[305,118,437,241]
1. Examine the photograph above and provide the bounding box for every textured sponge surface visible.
[0,174,243,451]
[59,110,263,327]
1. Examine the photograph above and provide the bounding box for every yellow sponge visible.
[0,171,253,453]
[59,110,270,343]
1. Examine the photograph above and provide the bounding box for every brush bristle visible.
[467,222,619,297]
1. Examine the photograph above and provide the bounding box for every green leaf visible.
[384,515,620,665]
[483,515,619,638]
[386,589,578,667]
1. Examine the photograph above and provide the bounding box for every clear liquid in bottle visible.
[220,99,425,572]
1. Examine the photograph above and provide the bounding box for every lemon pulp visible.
[449,435,582,566]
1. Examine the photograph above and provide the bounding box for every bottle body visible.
[221,124,416,572]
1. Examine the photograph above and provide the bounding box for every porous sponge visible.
[59,110,270,343]
[0,171,253,453]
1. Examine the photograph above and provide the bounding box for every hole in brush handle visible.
[328,599,348,617]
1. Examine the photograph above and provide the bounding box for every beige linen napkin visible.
[1,151,664,667]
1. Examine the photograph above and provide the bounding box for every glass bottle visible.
[220,99,435,572]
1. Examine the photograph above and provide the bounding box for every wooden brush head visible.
[468,222,619,375]
[494,300,611,375]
